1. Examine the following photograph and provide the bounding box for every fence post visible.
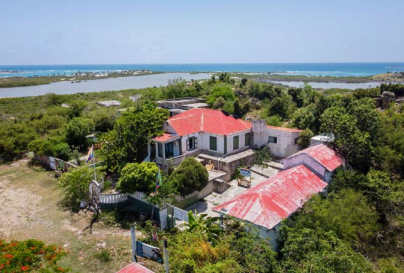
[130,224,137,262]
[163,238,169,273]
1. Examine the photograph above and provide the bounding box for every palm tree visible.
[185,211,223,244]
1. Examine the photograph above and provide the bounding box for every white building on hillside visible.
[147,109,302,169]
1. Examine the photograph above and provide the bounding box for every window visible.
[158,143,163,157]
[245,133,251,146]
[268,136,278,144]
[187,137,198,151]
[165,142,174,158]
[294,137,299,145]
[233,136,239,150]
[210,136,217,151]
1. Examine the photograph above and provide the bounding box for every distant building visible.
[157,97,208,117]
[213,144,343,249]
[96,100,121,107]
[129,94,141,102]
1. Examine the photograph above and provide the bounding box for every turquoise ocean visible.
[1,63,404,78]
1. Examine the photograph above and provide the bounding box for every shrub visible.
[170,157,208,197]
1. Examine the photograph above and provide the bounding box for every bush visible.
[66,117,94,150]
[170,157,208,197]
[59,166,105,210]
[116,162,159,194]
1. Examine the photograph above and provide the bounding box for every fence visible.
[34,155,77,174]
[98,191,161,223]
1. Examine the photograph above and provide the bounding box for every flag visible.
[156,169,162,189]
[86,146,94,163]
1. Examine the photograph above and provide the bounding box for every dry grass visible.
[0,160,163,273]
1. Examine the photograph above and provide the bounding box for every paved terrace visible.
[186,164,279,217]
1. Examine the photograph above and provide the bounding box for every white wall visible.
[226,130,252,155]
[284,153,327,179]
[266,129,300,158]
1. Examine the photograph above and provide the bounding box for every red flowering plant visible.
[0,239,69,272]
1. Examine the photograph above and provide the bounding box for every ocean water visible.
[1,63,404,78]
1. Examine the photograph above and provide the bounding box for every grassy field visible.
[0,160,163,273]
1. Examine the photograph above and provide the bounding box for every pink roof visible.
[291,144,343,171]
[153,133,178,143]
[166,108,251,136]
[213,165,327,230]
[267,125,302,133]
[116,263,154,273]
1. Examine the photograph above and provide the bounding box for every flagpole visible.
[92,145,96,181]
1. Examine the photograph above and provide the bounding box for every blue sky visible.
[1,0,404,64]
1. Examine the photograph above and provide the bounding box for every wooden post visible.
[163,239,169,273]
[130,224,137,262]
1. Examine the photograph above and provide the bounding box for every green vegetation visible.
[117,162,159,194]
[100,101,168,173]
[3,75,404,272]
[59,165,105,209]
[169,157,209,197]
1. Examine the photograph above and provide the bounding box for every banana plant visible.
[185,211,223,244]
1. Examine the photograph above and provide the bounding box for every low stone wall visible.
[198,150,256,181]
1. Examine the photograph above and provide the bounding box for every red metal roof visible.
[213,165,327,230]
[267,125,302,133]
[166,108,252,136]
[153,133,178,143]
[116,263,154,273]
[291,144,343,171]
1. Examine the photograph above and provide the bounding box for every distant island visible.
[0,69,160,88]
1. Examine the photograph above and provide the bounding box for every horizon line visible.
[1,61,404,66]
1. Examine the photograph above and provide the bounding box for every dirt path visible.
[0,161,161,273]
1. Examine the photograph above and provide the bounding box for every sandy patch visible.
[0,177,41,237]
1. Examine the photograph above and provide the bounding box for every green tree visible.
[163,79,186,99]
[69,100,87,118]
[292,104,319,132]
[320,106,374,172]
[212,97,226,109]
[66,117,94,149]
[280,228,372,273]
[100,101,169,172]
[297,128,314,149]
[268,94,293,120]
[116,162,159,194]
[233,98,242,117]
[207,85,235,107]
[286,190,380,250]
[59,165,105,209]
[169,157,208,196]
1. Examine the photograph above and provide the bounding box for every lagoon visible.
[267,80,383,90]
[0,73,210,98]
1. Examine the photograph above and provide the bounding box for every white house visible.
[148,109,302,169]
